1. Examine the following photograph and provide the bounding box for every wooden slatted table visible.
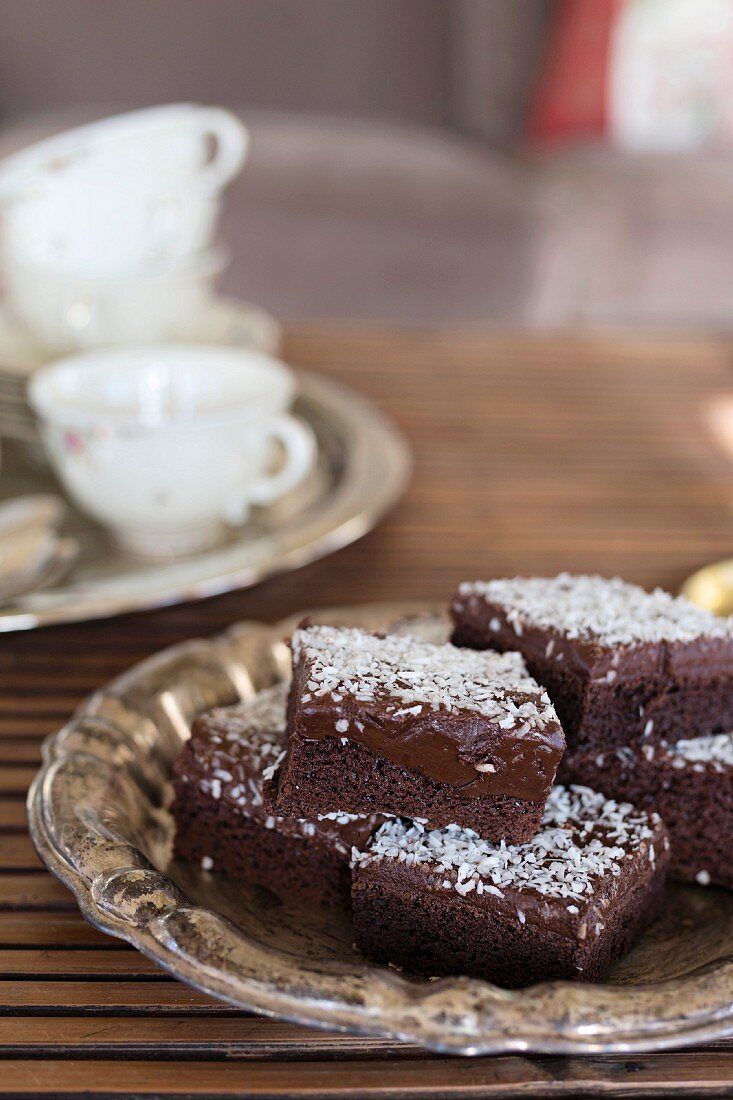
[4,328,733,1097]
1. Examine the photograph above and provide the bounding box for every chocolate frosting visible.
[293,696,564,802]
[452,590,733,682]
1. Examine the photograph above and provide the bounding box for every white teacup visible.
[0,104,248,274]
[5,247,226,355]
[29,345,317,557]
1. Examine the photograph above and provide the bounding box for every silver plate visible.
[28,603,733,1055]
[0,371,410,631]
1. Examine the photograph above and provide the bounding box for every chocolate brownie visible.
[351,784,669,987]
[451,574,733,753]
[561,734,733,889]
[171,684,382,906]
[269,624,566,840]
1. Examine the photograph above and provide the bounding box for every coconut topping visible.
[352,785,660,904]
[292,624,559,734]
[667,733,733,771]
[317,811,368,825]
[195,684,289,810]
[602,733,733,773]
[203,683,286,747]
[456,574,733,647]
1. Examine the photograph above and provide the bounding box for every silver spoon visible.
[0,495,77,603]
[0,494,65,537]
[27,537,79,594]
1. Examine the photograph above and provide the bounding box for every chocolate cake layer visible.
[451,574,733,752]
[351,785,669,987]
[171,683,382,905]
[560,734,733,889]
[270,624,566,838]
[173,780,353,907]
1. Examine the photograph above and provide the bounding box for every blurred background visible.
[2,0,730,328]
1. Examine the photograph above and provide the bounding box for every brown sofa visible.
[1,0,731,328]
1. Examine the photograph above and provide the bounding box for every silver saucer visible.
[0,368,410,631]
[27,603,733,1056]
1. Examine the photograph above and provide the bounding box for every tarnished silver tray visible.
[0,371,410,631]
[28,603,733,1055]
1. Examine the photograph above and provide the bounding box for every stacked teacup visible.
[0,104,248,353]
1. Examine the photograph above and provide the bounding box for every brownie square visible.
[171,683,383,907]
[561,734,733,889]
[269,624,566,841]
[352,785,669,987]
[451,574,733,753]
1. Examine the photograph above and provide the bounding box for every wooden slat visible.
[0,875,77,909]
[0,739,42,765]
[0,718,61,738]
[0,1017,417,1059]
[0,801,30,831]
[0,1057,563,1095]
[0,695,78,714]
[0,766,39,795]
[0,949,165,978]
[0,981,233,1013]
[1,1054,733,1096]
[0,912,125,948]
[0,834,44,870]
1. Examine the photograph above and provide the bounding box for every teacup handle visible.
[223,414,317,526]
[196,107,249,192]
